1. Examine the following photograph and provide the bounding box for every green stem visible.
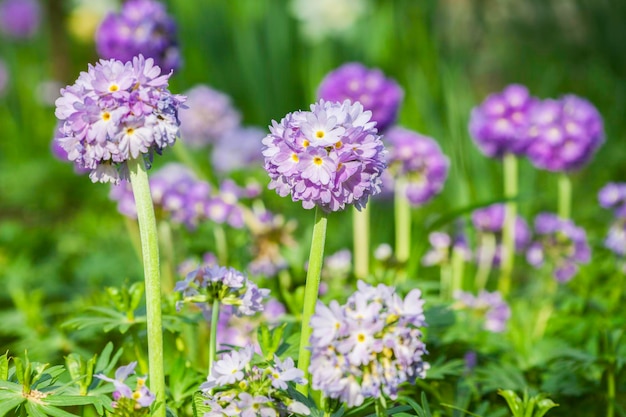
[532,275,558,341]
[394,178,411,270]
[214,225,228,265]
[607,364,615,417]
[440,262,452,301]
[208,298,220,376]
[353,205,370,280]
[475,233,496,292]
[128,157,165,417]
[558,173,572,220]
[451,245,466,296]
[297,207,328,396]
[499,153,518,297]
[375,397,388,417]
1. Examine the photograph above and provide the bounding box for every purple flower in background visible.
[309,280,428,407]
[212,126,265,174]
[0,0,41,39]
[263,99,387,212]
[598,182,626,218]
[247,208,297,278]
[523,95,604,172]
[95,362,155,411]
[96,0,180,73]
[384,126,449,206]
[178,85,242,148]
[604,220,626,258]
[54,55,185,184]
[421,231,472,267]
[468,84,537,158]
[453,290,511,333]
[526,213,591,282]
[317,62,403,132]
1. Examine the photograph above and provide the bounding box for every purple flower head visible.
[95,0,180,73]
[317,62,403,132]
[309,281,428,407]
[384,126,449,206]
[54,55,185,184]
[263,99,387,212]
[469,84,537,158]
[523,95,604,172]
[471,204,530,249]
[178,85,241,148]
[605,219,626,258]
[526,212,591,282]
[422,230,472,267]
[211,126,265,174]
[453,290,511,333]
[0,0,40,39]
[95,361,155,411]
[599,182,626,218]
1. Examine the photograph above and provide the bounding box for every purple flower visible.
[468,84,537,158]
[317,62,403,132]
[263,99,387,212]
[212,126,265,174]
[54,55,185,184]
[526,213,591,282]
[523,95,604,172]
[95,362,155,411]
[453,290,511,333]
[421,231,472,267]
[309,281,428,407]
[0,0,40,39]
[384,126,449,206]
[96,0,180,73]
[604,220,626,257]
[599,182,626,218]
[178,85,241,148]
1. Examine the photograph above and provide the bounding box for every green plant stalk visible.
[208,298,220,376]
[394,178,411,271]
[440,262,453,301]
[297,207,328,396]
[499,153,518,296]
[475,233,496,292]
[128,157,165,417]
[532,275,558,341]
[214,225,228,265]
[558,173,572,220]
[607,364,615,417]
[353,205,370,279]
[375,397,387,417]
[451,245,466,295]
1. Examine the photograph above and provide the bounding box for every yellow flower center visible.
[109,84,119,92]
[303,139,310,148]
[357,333,366,343]
[335,141,343,149]
[102,112,111,121]
[315,130,325,139]
[126,127,135,135]
[291,153,299,162]
[313,156,323,166]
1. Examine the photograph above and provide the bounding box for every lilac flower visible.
[317,62,403,132]
[263,99,387,212]
[384,126,449,206]
[422,231,471,267]
[598,182,626,218]
[309,281,428,407]
[523,95,604,172]
[175,264,269,316]
[604,220,626,258]
[212,126,265,174]
[95,362,155,412]
[468,84,537,158]
[54,55,185,184]
[200,348,310,416]
[0,0,40,39]
[96,0,180,73]
[178,85,242,148]
[453,290,511,333]
[526,212,591,282]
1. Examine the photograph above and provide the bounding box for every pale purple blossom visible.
[422,231,471,267]
[598,182,626,218]
[468,84,537,158]
[95,362,156,411]
[453,290,511,333]
[0,0,40,39]
[54,55,185,184]
[212,126,265,174]
[263,99,387,212]
[317,62,403,132]
[96,0,180,73]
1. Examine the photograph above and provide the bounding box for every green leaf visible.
[44,395,98,407]
[39,405,82,417]
[192,391,211,417]
[0,352,8,381]
[425,358,465,380]
[534,398,558,417]
[25,402,49,417]
[0,395,25,417]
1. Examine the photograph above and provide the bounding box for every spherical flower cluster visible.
[468,84,537,158]
[0,0,40,39]
[289,0,368,42]
[95,362,155,414]
[526,213,591,282]
[178,84,242,148]
[96,0,180,73]
[174,264,269,316]
[317,62,403,132]
[523,95,604,172]
[384,126,449,206]
[471,203,530,266]
[109,163,250,229]
[263,99,387,212]
[54,55,185,184]
[309,280,428,407]
[200,346,310,416]
[421,231,471,267]
[453,290,511,333]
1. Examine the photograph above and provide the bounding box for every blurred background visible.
[0,0,625,361]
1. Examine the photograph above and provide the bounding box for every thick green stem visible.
[297,207,328,395]
[558,173,572,220]
[208,298,220,376]
[607,364,615,417]
[499,153,518,296]
[128,157,165,417]
[353,205,370,280]
[394,178,411,268]
[475,233,496,292]
[451,245,466,296]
